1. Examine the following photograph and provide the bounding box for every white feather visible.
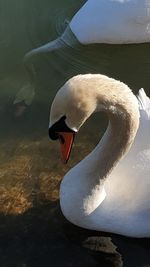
[137,88,150,119]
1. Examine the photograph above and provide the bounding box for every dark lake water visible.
[0,0,150,266]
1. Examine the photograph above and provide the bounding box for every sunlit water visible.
[0,0,150,266]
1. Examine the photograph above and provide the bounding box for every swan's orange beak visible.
[57,132,75,164]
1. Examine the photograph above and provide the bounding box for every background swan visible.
[14,0,150,109]
[70,0,150,44]
[25,0,150,60]
[49,74,150,238]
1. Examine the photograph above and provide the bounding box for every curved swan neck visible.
[24,37,65,63]
[72,75,140,184]
[90,107,139,182]
[24,26,78,62]
[23,26,79,86]
[58,74,140,222]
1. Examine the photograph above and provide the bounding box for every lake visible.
[0,0,150,266]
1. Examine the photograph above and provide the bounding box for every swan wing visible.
[70,0,150,44]
[138,88,150,120]
[106,89,150,218]
[134,88,150,150]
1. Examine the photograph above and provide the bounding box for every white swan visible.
[49,74,150,238]
[25,0,150,60]
[17,0,150,110]
[26,0,150,59]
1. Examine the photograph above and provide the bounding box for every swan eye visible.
[48,129,59,140]
[49,115,74,141]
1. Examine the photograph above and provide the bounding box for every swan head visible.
[48,74,139,164]
[49,76,97,163]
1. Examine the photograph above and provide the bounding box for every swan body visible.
[49,74,150,238]
[70,0,150,44]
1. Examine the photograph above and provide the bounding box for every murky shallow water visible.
[0,0,150,266]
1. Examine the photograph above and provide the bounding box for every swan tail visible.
[137,88,150,120]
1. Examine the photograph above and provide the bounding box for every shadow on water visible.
[0,200,150,267]
[0,201,122,267]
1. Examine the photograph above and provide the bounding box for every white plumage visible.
[49,74,150,238]
[70,0,150,44]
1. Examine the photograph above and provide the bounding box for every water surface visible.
[0,0,150,266]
